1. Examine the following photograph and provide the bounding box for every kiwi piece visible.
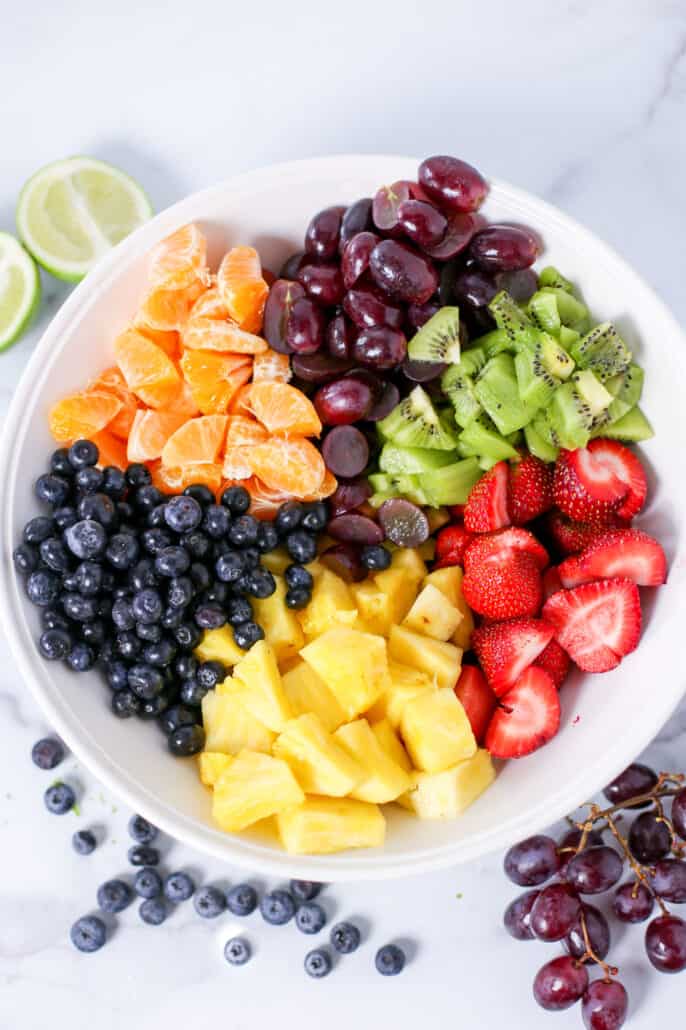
[548,381,593,449]
[572,370,613,417]
[524,422,559,463]
[458,414,520,462]
[605,363,644,422]
[459,344,487,377]
[514,346,557,410]
[474,353,534,435]
[421,458,482,506]
[368,473,429,506]
[592,405,654,442]
[559,325,581,351]
[488,290,538,347]
[407,306,462,364]
[528,291,561,335]
[379,444,456,475]
[377,385,459,451]
[478,328,512,359]
[440,366,482,428]
[530,407,560,449]
[570,322,632,381]
[538,266,575,293]
[541,287,590,332]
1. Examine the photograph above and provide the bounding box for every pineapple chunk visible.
[366,661,435,729]
[400,749,495,819]
[276,796,386,854]
[371,568,417,626]
[260,548,291,575]
[370,718,413,772]
[273,713,363,796]
[388,625,463,689]
[423,567,474,650]
[400,687,476,773]
[201,689,276,755]
[252,575,305,662]
[281,660,346,732]
[402,583,463,641]
[197,751,232,786]
[389,546,427,583]
[232,640,292,732]
[297,569,358,638]
[212,750,305,832]
[333,719,411,803]
[350,580,401,637]
[195,625,246,666]
[300,627,389,720]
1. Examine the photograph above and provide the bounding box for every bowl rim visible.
[2,153,685,880]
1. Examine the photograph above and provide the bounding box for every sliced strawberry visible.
[533,638,571,689]
[463,552,542,621]
[472,617,555,696]
[558,529,667,589]
[454,665,497,744]
[542,578,641,673]
[464,527,549,572]
[585,439,648,520]
[545,510,628,556]
[542,565,564,601]
[463,461,511,533]
[510,455,554,525]
[485,666,561,759]
[553,448,628,525]
[434,523,473,567]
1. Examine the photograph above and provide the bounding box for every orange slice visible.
[182,314,268,354]
[180,350,253,414]
[90,430,128,470]
[238,476,291,520]
[246,382,321,436]
[222,416,269,481]
[136,279,205,332]
[188,287,228,321]
[161,414,228,467]
[252,349,292,383]
[153,462,223,494]
[303,468,338,500]
[127,409,189,463]
[217,246,269,333]
[89,367,139,439]
[148,224,209,291]
[114,328,181,409]
[48,390,123,443]
[166,379,201,418]
[248,436,325,497]
[135,326,180,358]
[228,384,254,415]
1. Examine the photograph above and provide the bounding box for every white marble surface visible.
[2,1,686,1027]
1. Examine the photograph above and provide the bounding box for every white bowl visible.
[2,155,685,881]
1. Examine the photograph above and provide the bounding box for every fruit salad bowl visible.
[1,155,685,880]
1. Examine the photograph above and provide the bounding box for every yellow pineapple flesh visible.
[388,624,462,690]
[232,640,292,732]
[370,718,413,772]
[259,548,291,575]
[371,567,417,626]
[252,574,305,662]
[388,546,427,583]
[333,719,411,803]
[402,583,463,641]
[423,566,474,650]
[300,626,389,721]
[350,579,402,637]
[201,689,276,754]
[197,751,232,787]
[195,625,246,666]
[276,796,386,854]
[281,660,347,732]
[366,660,435,729]
[273,713,363,796]
[400,686,477,773]
[297,568,358,638]
[212,750,305,832]
[400,748,495,819]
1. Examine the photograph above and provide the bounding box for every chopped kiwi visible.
[377,385,459,451]
[528,291,561,335]
[548,381,593,449]
[559,325,581,351]
[488,290,539,347]
[459,344,487,377]
[478,328,512,359]
[530,407,560,449]
[571,370,613,417]
[605,363,644,422]
[538,266,575,293]
[515,346,559,410]
[541,288,590,332]
[474,353,535,435]
[458,414,519,462]
[570,322,632,381]
[592,406,654,442]
[524,422,559,463]
[407,306,462,364]
[368,473,429,506]
[378,444,456,475]
[421,458,482,506]
[440,366,482,427]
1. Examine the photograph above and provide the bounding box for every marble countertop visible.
[2,2,686,1027]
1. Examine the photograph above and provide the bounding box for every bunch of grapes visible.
[503,764,686,1029]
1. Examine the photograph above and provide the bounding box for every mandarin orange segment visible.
[221,448,254,481]
[248,436,325,497]
[127,409,189,463]
[246,382,321,437]
[114,329,182,409]
[238,476,291,520]
[135,326,180,358]
[48,390,123,443]
[217,246,269,333]
[90,430,129,470]
[182,316,268,354]
[168,379,201,418]
[88,367,139,439]
[148,224,209,291]
[179,350,253,414]
[161,414,228,467]
[252,349,292,383]
[228,384,254,415]
[303,468,338,500]
[188,287,228,321]
[154,462,223,493]
[136,279,205,332]
[225,415,268,447]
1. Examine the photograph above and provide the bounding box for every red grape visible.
[366,382,400,421]
[603,763,658,808]
[327,513,383,545]
[402,358,446,383]
[564,905,610,963]
[672,788,686,839]
[297,262,344,306]
[326,314,356,359]
[286,297,325,354]
[292,353,354,384]
[263,279,305,353]
[581,979,628,1030]
[645,914,686,973]
[279,251,307,279]
[314,376,375,425]
[503,890,540,941]
[343,284,404,330]
[339,198,373,250]
[372,180,413,232]
[650,859,686,903]
[504,835,561,887]
[423,211,483,260]
[533,955,589,1011]
[377,499,429,547]
[397,199,447,248]
[559,827,606,877]
[566,847,624,895]
[470,225,539,272]
[322,427,370,479]
[353,327,407,370]
[320,542,366,582]
[329,477,372,517]
[305,205,345,260]
[628,811,672,864]
[496,267,539,303]
[530,884,582,941]
[341,231,379,289]
[612,881,655,923]
[407,300,440,329]
[453,268,498,310]
[418,155,488,213]
[369,239,439,305]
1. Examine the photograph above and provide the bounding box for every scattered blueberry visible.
[35,472,71,507]
[285,565,313,591]
[154,546,191,578]
[27,569,60,606]
[70,915,106,953]
[330,921,361,954]
[215,551,245,583]
[290,880,323,902]
[139,897,168,925]
[111,689,141,717]
[180,678,209,706]
[39,536,71,572]
[167,576,193,609]
[226,596,252,626]
[50,448,74,477]
[126,463,152,487]
[228,515,259,548]
[164,871,195,902]
[44,782,76,814]
[131,587,163,624]
[67,643,96,672]
[232,621,264,650]
[260,889,296,926]
[302,502,328,533]
[105,532,140,570]
[375,944,406,976]
[184,483,215,507]
[128,664,164,700]
[197,660,226,690]
[203,505,231,539]
[97,879,133,913]
[101,466,127,499]
[134,867,163,898]
[38,628,73,661]
[12,542,38,574]
[128,814,158,844]
[168,723,205,756]
[158,704,196,736]
[193,885,226,918]
[286,530,317,564]
[164,495,203,534]
[65,520,107,560]
[285,586,310,610]
[75,466,104,494]
[32,737,65,770]
[63,593,98,622]
[304,947,333,978]
[296,902,327,935]
[220,485,251,514]
[68,439,98,469]
[256,522,279,553]
[174,654,198,680]
[275,501,303,534]
[72,829,97,855]
[23,515,55,544]
[224,936,252,965]
[226,884,258,917]
[54,506,78,530]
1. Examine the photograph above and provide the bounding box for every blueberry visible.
[161,606,184,630]
[50,448,74,477]
[73,561,103,595]
[240,547,261,570]
[226,883,258,916]
[129,558,158,590]
[260,889,295,926]
[26,569,60,606]
[158,704,196,736]
[296,902,327,935]
[226,597,252,626]
[164,495,203,533]
[290,880,323,902]
[142,528,172,555]
[117,501,134,522]
[78,493,117,530]
[193,885,226,918]
[164,576,192,611]
[203,505,231,539]
[132,587,163,624]
[62,593,98,622]
[284,564,313,591]
[189,562,212,592]
[215,551,245,583]
[112,597,135,630]
[75,466,104,494]
[220,485,251,514]
[303,502,328,533]
[361,544,391,571]
[375,944,405,976]
[180,678,208,706]
[304,947,332,978]
[133,484,163,514]
[224,937,252,965]
[126,463,152,487]
[65,519,107,560]
[147,504,167,529]
[243,568,276,599]
[233,621,264,650]
[106,532,140,570]
[37,627,71,660]
[31,737,65,769]
[255,522,279,553]
[111,689,141,718]
[128,664,164,700]
[286,531,317,564]
[105,659,129,691]
[137,620,162,642]
[138,897,167,925]
[201,580,229,605]
[13,542,39,574]
[229,515,259,548]
[184,483,215,507]
[44,782,76,814]
[116,631,141,661]
[54,505,78,531]
[143,637,177,667]
[38,537,70,573]
[275,501,304,534]
[68,439,99,469]
[194,605,226,630]
[81,619,105,648]
[101,466,127,499]
[285,586,310,610]
[23,515,55,544]
[35,473,72,507]
[330,921,361,954]
[97,879,133,913]
[168,723,205,756]
[72,829,97,855]
[164,871,195,902]
[155,546,191,577]
[174,654,198,680]
[197,661,226,690]
[43,607,71,631]
[67,643,95,672]
[129,844,160,866]
[173,622,202,650]
[70,915,106,953]
[128,814,158,844]
[183,530,211,559]
[140,693,170,720]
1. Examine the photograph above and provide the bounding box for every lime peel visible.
[0,232,41,350]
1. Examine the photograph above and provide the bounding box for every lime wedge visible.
[16,156,152,282]
[0,232,41,350]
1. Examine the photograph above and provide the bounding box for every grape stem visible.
[578,909,618,982]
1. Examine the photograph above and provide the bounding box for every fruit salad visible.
[12,154,668,855]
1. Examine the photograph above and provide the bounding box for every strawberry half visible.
[463,552,542,620]
[485,666,561,759]
[558,528,667,589]
[587,438,647,521]
[463,461,511,533]
[533,638,571,689]
[472,617,555,696]
[454,665,497,744]
[434,523,473,568]
[464,527,549,572]
[545,510,628,557]
[542,578,641,673]
[510,455,554,525]
[542,565,564,602]
[553,447,628,525]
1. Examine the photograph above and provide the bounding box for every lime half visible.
[0,232,41,350]
[16,157,152,282]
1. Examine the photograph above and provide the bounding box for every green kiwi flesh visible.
[407,306,462,364]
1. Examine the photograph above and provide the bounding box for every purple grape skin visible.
[423,211,483,261]
[581,979,628,1030]
[368,239,439,305]
[341,232,380,290]
[326,314,356,359]
[372,180,413,232]
[503,890,540,941]
[470,225,539,272]
[628,811,672,864]
[279,251,307,280]
[353,327,407,370]
[645,914,686,973]
[565,847,624,895]
[453,269,498,310]
[343,284,404,331]
[327,513,383,546]
[329,477,372,518]
[297,262,344,306]
[564,905,610,964]
[530,883,582,942]
[320,543,366,583]
[559,827,606,878]
[407,300,440,329]
[305,206,345,260]
[402,358,446,383]
[674,789,686,840]
[533,955,589,1011]
[314,377,374,426]
[292,353,354,384]
[650,859,686,903]
[603,763,658,808]
[397,199,447,248]
[377,499,429,548]
[286,297,325,354]
[263,279,305,353]
[339,198,373,251]
[504,834,561,887]
[322,427,370,480]
[366,382,400,422]
[418,156,488,214]
[612,881,655,923]
[496,267,539,303]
